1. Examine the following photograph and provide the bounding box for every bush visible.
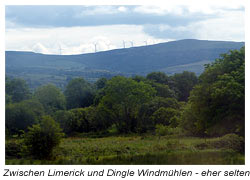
[195,134,244,153]
[210,134,244,153]
[155,124,170,139]
[5,139,24,158]
[5,99,44,135]
[24,116,64,159]
[155,124,181,136]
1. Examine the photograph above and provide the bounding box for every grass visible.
[5,135,245,165]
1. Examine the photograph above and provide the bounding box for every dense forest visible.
[5,47,245,164]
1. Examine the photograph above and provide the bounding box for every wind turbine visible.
[106,42,111,50]
[58,44,64,55]
[94,42,98,53]
[123,40,126,48]
[144,40,148,46]
[130,41,134,47]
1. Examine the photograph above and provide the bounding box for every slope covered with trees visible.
[181,47,245,137]
[5,47,245,164]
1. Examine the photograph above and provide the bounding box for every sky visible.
[5,1,245,55]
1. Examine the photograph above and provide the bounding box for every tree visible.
[6,78,31,103]
[99,76,156,133]
[146,72,169,84]
[68,108,90,134]
[170,71,198,101]
[150,82,176,98]
[6,99,44,135]
[151,107,179,126]
[182,47,245,137]
[137,97,180,133]
[132,75,148,83]
[179,103,199,136]
[53,110,73,135]
[34,84,66,114]
[95,77,108,89]
[24,116,64,159]
[64,78,95,109]
[5,94,12,105]
[91,104,114,132]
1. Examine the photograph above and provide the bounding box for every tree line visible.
[6,47,244,139]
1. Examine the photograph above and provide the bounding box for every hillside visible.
[6,39,244,89]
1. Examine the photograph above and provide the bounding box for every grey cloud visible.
[6,5,215,28]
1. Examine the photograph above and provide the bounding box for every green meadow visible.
[6,135,244,165]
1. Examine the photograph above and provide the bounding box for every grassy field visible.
[5,135,244,165]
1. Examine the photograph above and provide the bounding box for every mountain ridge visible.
[6,39,244,89]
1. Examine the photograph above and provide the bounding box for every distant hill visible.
[6,39,244,89]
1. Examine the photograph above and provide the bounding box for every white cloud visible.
[133,0,244,16]
[5,3,244,54]
[79,6,115,16]
[118,6,127,12]
[77,6,128,17]
[31,43,50,54]
[193,11,245,41]
[6,25,168,55]
[133,5,185,15]
[154,10,244,42]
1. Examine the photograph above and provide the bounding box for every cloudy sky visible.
[5,1,245,55]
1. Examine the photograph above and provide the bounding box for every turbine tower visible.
[130,41,134,47]
[94,43,98,53]
[106,42,111,50]
[123,40,126,48]
[58,44,64,55]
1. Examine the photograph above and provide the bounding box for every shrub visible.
[155,124,169,139]
[210,134,244,153]
[24,116,64,159]
[5,139,24,158]
[5,99,44,135]
[155,124,181,138]
[195,134,244,153]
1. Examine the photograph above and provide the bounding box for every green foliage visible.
[150,82,176,98]
[195,134,244,153]
[155,124,181,138]
[170,71,198,101]
[132,75,147,83]
[90,105,113,132]
[155,124,169,137]
[34,84,66,114]
[99,76,156,133]
[53,110,74,135]
[6,135,244,165]
[95,77,108,89]
[6,99,44,135]
[151,107,178,126]
[64,78,95,109]
[179,103,199,136]
[210,134,244,153]
[68,108,90,134]
[5,139,24,158]
[53,108,88,135]
[137,97,180,133]
[24,116,64,159]
[53,106,111,135]
[182,47,245,137]
[6,78,31,103]
[5,94,12,105]
[146,72,169,84]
